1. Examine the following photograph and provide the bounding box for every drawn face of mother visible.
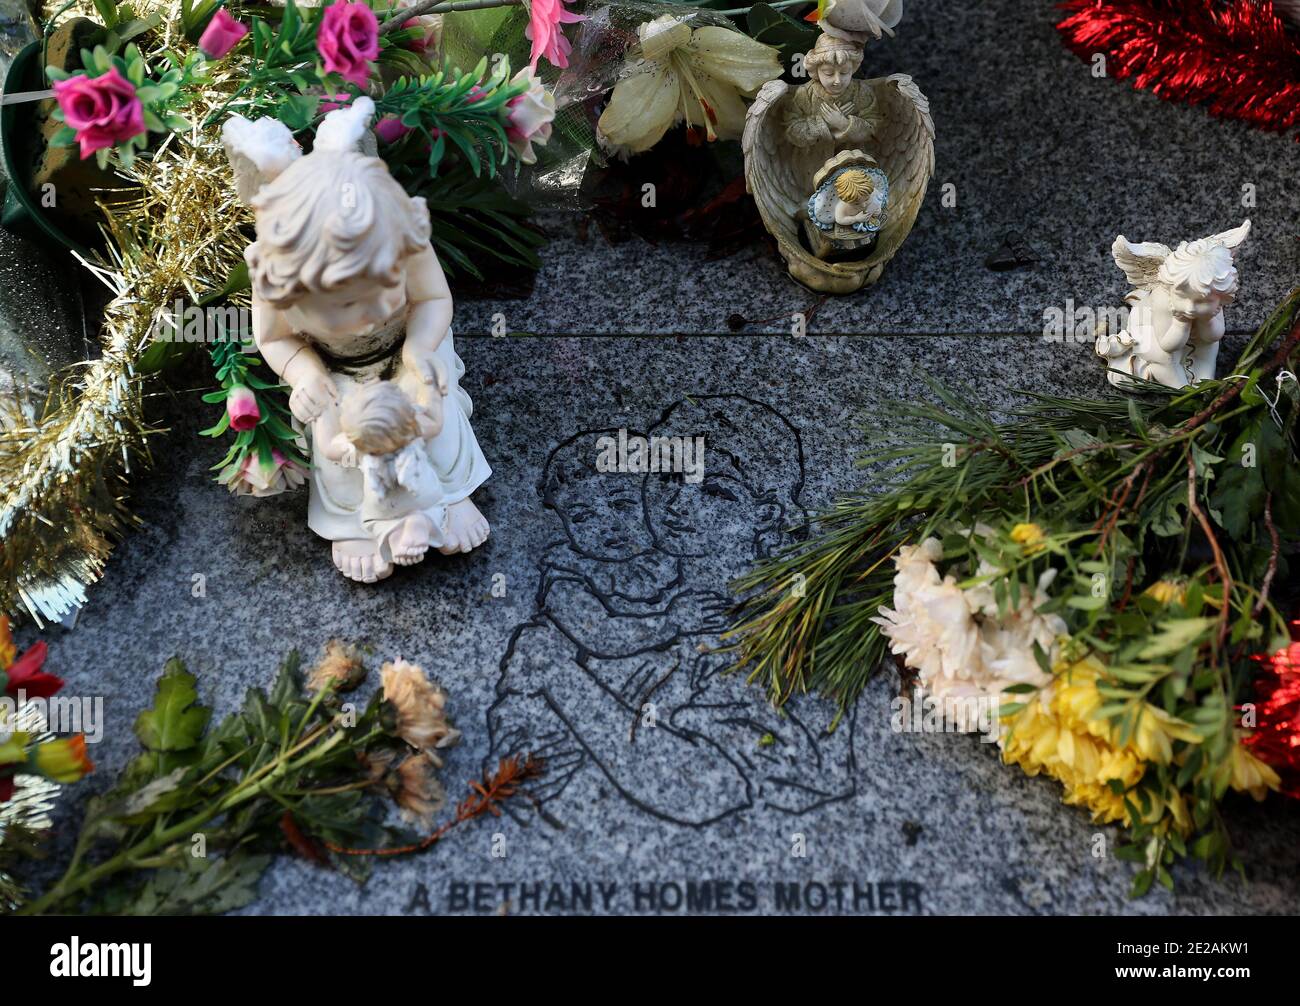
[641,397,804,568]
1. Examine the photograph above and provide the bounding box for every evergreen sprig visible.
[725,290,1300,712]
[374,55,528,177]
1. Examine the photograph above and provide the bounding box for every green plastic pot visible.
[0,40,94,258]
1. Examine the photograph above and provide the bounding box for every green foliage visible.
[17,652,416,915]
[375,56,528,179]
[725,289,1300,894]
[402,162,545,280]
[202,338,308,479]
[743,2,816,63]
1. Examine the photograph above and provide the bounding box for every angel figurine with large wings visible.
[743,8,933,294]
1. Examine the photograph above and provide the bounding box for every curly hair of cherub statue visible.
[1095,220,1252,391]
[834,169,875,202]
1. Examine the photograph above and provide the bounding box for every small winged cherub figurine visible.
[743,0,932,294]
[1096,220,1250,390]
[222,97,492,583]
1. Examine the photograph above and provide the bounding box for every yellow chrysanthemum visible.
[1009,523,1046,555]
[1000,656,1201,831]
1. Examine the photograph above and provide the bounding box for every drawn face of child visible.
[641,399,801,569]
[284,276,407,341]
[553,482,651,561]
[544,433,656,561]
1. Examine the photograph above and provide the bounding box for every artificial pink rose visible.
[526,0,586,70]
[374,116,411,144]
[199,8,249,60]
[225,384,261,431]
[52,66,146,160]
[504,67,555,165]
[318,1,380,89]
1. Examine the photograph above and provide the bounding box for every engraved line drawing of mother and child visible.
[487,395,859,828]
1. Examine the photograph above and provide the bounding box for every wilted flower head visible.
[381,659,461,753]
[394,752,445,825]
[307,640,366,693]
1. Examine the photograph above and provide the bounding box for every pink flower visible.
[52,66,146,160]
[504,67,555,165]
[318,1,380,90]
[219,449,307,498]
[526,0,586,70]
[374,116,411,144]
[199,8,249,59]
[398,12,442,55]
[226,384,260,431]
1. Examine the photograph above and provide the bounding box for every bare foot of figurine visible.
[391,513,434,566]
[439,498,490,555]
[332,539,393,583]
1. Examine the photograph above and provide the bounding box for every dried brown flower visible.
[380,658,461,754]
[307,640,367,693]
[394,752,445,827]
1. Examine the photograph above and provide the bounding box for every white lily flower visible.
[597,15,782,158]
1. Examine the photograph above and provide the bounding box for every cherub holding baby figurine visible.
[223,98,491,582]
[805,151,889,257]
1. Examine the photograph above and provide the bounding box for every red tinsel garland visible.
[1244,627,1300,798]
[1057,0,1300,136]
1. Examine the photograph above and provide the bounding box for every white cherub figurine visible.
[323,379,446,567]
[831,168,886,227]
[1096,220,1250,390]
[223,97,492,582]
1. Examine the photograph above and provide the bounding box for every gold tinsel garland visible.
[0,1,253,623]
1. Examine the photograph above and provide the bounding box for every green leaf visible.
[1136,617,1214,661]
[135,659,212,755]
[745,3,815,63]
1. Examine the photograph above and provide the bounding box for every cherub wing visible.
[1208,218,1251,251]
[1112,235,1172,290]
[863,74,934,272]
[744,80,855,283]
[743,79,802,250]
[314,95,377,153]
[221,114,301,204]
